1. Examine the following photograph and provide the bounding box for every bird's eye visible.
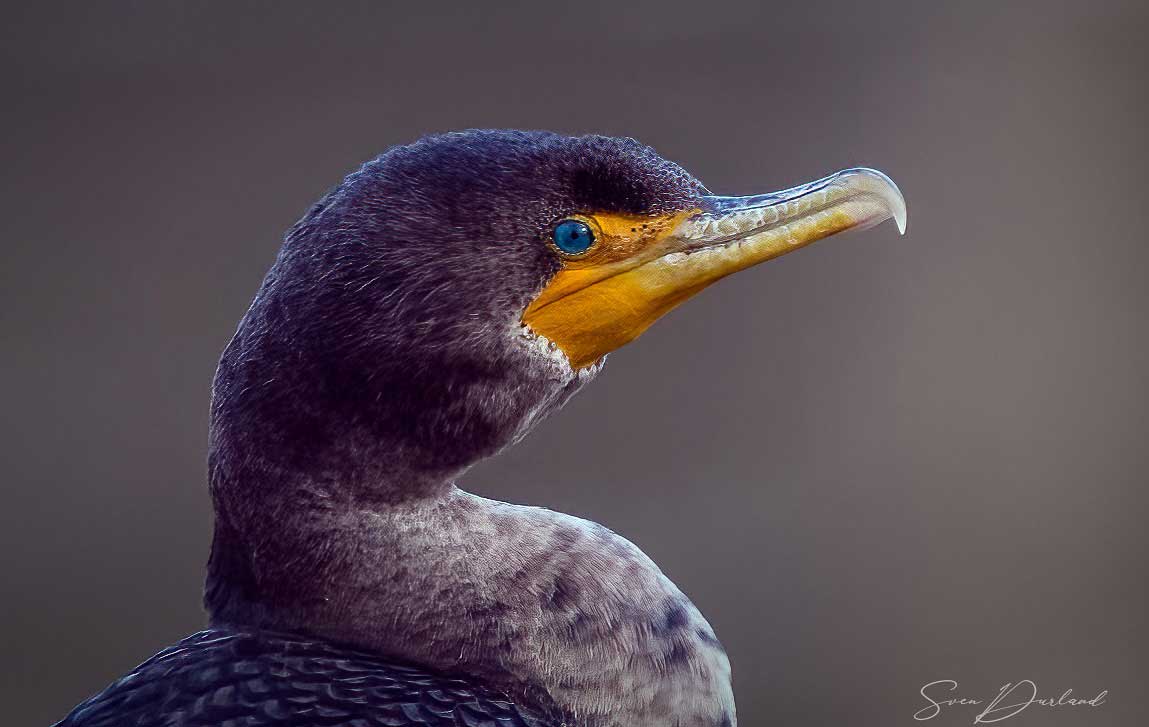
[552,219,595,255]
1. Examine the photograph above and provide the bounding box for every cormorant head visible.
[210,130,905,497]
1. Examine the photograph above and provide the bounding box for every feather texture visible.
[55,628,557,727]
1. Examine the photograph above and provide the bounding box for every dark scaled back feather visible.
[54,628,560,727]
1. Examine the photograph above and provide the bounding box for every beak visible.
[522,167,907,369]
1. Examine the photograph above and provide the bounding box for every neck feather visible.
[206,476,734,727]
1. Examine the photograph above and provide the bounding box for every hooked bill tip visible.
[837,167,907,235]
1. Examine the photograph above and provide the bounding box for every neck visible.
[205,461,734,727]
[206,313,733,725]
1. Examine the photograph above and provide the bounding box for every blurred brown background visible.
[2,2,1146,725]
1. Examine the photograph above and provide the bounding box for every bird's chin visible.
[491,324,602,451]
[515,321,606,383]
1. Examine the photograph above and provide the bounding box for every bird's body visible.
[55,130,904,727]
[207,488,733,725]
[59,489,730,727]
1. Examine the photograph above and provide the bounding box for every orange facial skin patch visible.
[522,209,697,369]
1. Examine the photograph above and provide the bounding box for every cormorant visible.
[54,130,905,727]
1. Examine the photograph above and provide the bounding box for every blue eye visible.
[552,219,595,255]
